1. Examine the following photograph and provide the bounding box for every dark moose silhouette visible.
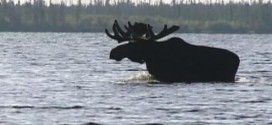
[105,20,240,83]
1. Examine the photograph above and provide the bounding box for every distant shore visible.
[1,0,272,33]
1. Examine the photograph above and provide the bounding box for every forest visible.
[0,0,272,33]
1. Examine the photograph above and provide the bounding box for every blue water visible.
[0,33,272,125]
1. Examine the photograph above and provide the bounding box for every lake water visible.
[0,33,272,125]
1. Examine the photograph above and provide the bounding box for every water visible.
[0,33,272,125]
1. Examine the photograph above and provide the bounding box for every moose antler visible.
[115,20,132,38]
[105,20,133,43]
[105,20,180,42]
[147,24,180,40]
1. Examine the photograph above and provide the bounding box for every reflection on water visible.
[0,33,272,124]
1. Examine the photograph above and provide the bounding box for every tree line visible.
[0,0,272,33]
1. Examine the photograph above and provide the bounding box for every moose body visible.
[106,21,240,83]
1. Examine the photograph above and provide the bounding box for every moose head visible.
[105,20,239,83]
[105,20,179,63]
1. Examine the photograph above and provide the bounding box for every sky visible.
[60,0,173,5]
[16,0,176,5]
[14,0,268,5]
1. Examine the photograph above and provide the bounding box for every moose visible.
[105,20,240,83]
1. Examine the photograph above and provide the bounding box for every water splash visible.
[235,76,255,83]
[125,71,159,83]
[235,75,271,83]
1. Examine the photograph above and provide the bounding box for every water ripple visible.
[1,33,272,124]
[0,105,84,110]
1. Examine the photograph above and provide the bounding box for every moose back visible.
[105,21,240,83]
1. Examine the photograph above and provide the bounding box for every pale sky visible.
[17,0,173,5]
[16,0,266,5]
[58,0,173,5]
